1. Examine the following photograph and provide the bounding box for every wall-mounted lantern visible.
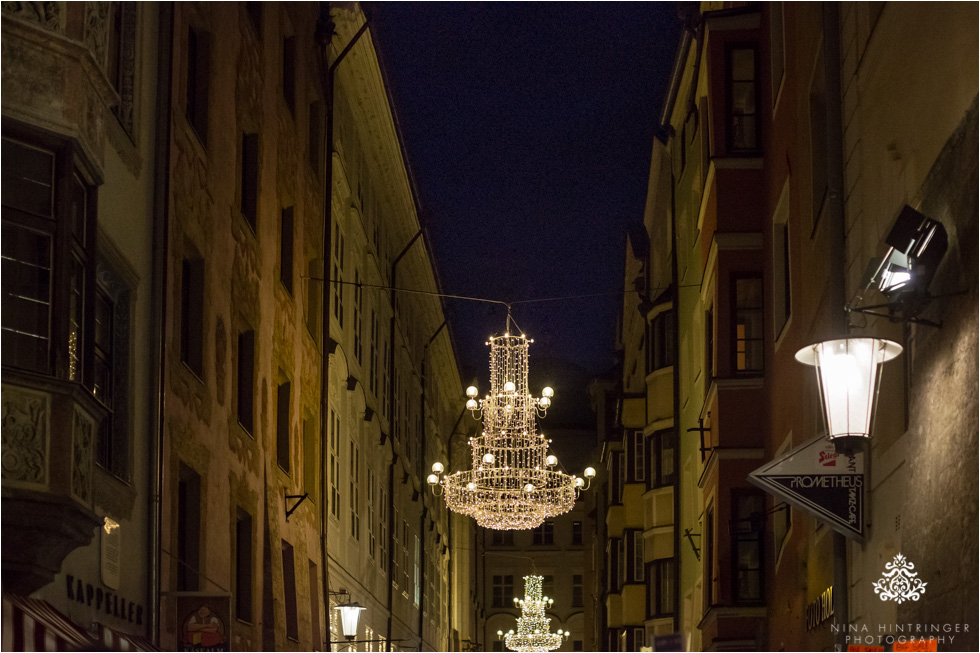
[333,598,366,640]
[795,337,902,452]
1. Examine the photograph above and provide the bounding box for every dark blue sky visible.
[369,2,680,383]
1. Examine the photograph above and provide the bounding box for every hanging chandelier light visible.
[496,575,569,652]
[427,322,595,530]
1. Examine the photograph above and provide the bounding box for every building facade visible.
[159,2,473,651]
[2,1,163,648]
[634,2,978,652]
[3,2,477,651]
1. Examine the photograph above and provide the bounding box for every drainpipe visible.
[669,169,682,635]
[822,3,850,649]
[148,3,174,644]
[386,228,424,651]
[419,321,447,646]
[317,6,370,651]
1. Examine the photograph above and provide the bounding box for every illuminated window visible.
[733,276,764,374]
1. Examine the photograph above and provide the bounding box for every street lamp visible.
[333,599,366,640]
[795,337,902,452]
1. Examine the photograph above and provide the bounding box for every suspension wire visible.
[302,275,703,309]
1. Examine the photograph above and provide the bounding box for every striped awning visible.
[1,593,98,651]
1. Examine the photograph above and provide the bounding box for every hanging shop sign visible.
[748,434,865,540]
[175,594,230,652]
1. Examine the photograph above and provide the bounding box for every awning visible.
[1,593,98,651]
[97,624,160,652]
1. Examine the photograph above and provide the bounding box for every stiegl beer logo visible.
[872,553,927,604]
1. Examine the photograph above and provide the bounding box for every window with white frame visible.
[329,408,341,519]
[369,310,378,395]
[367,467,376,558]
[413,535,420,607]
[631,430,645,482]
[379,487,388,573]
[353,268,363,363]
[349,440,360,540]
[332,222,344,326]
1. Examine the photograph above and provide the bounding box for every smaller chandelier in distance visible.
[428,329,595,530]
[497,575,569,653]
[795,336,902,451]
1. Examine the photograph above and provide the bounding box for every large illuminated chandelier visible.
[496,575,569,652]
[427,321,595,530]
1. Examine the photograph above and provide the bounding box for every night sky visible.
[368,2,681,414]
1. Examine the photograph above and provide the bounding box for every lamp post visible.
[795,336,902,453]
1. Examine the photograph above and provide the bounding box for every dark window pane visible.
[282,540,298,639]
[236,510,253,621]
[277,379,290,473]
[280,207,293,293]
[177,463,201,591]
[1,138,55,218]
[241,133,259,231]
[68,256,85,382]
[238,330,255,433]
[1,224,52,373]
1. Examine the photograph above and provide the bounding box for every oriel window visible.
[727,46,759,152]
[733,276,764,374]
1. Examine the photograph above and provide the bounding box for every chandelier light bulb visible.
[483,453,495,464]
[524,483,535,493]
[466,398,479,410]
[538,397,551,408]
[467,482,476,490]
[504,381,516,393]
[546,454,557,466]
[574,477,584,488]
[426,474,439,485]
[432,462,444,474]
[584,466,596,478]
[542,386,554,398]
